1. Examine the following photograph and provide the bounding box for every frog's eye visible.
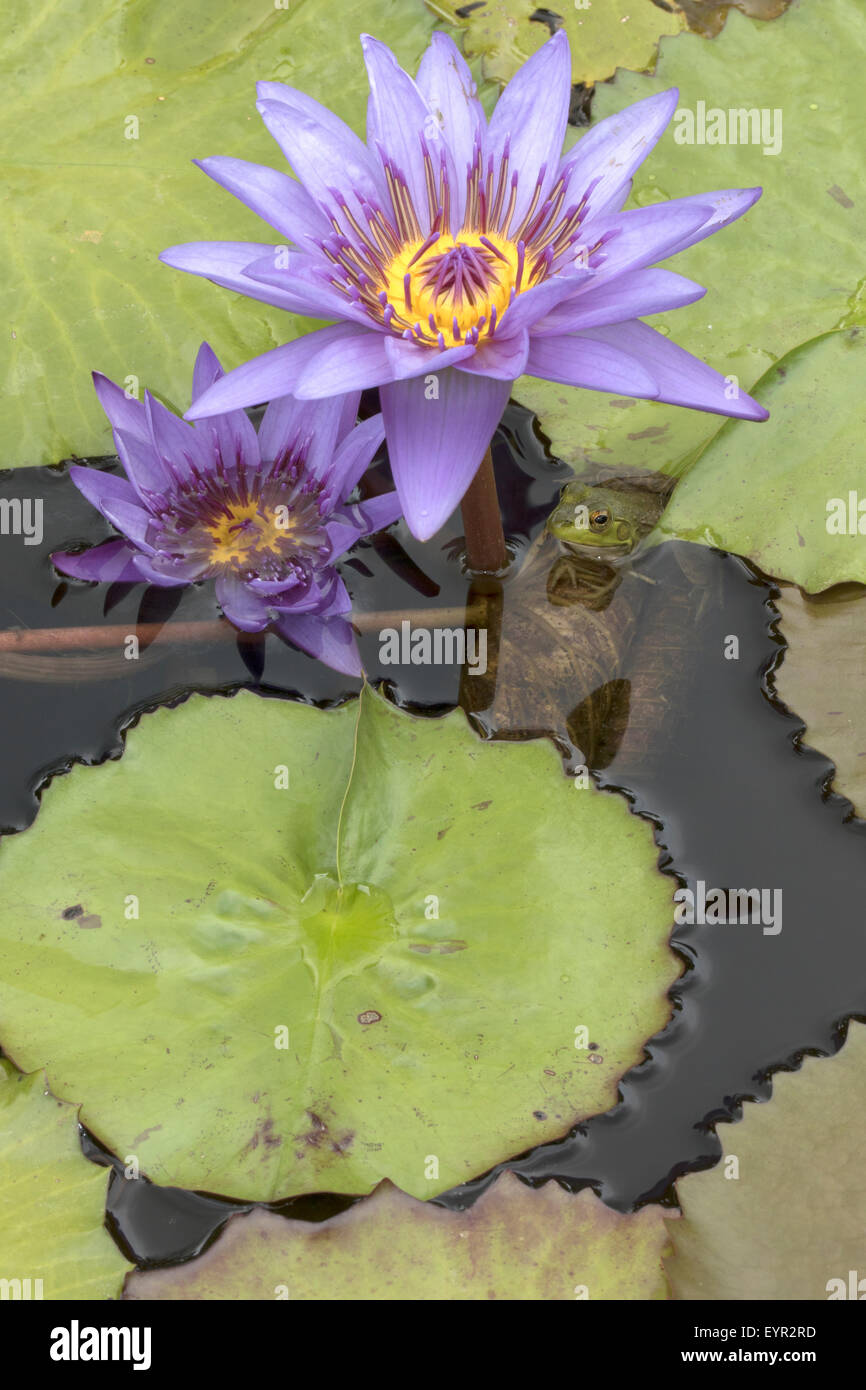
[589,508,611,533]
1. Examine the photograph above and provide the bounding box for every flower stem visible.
[460,445,509,574]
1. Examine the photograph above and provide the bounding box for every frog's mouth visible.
[558,537,635,562]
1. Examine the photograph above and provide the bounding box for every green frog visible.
[545,473,674,560]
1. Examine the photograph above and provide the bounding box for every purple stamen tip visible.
[479,235,508,264]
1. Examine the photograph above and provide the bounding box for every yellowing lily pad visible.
[774,584,866,815]
[654,329,866,589]
[0,686,677,1202]
[125,1171,671,1300]
[0,1058,130,1299]
[2,0,441,467]
[428,0,685,88]
[667,1022,866,1300]
[679,0,792,40]
[517,0,866,478]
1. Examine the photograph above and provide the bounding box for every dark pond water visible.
[1,402,864,1267]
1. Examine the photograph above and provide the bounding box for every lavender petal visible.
[323,412,386,505]
[114,428,174,500]
[647,187,763,259]
[241,250,372,324]
[51,539,142,584]
[525,332,660,398]
[534,268,706,335]
[362,35,444,237]
[255,96,386,237]
[582,320,770,420]
[486,31,571,229]
[577,201,714,287]
[274,611,362,678]
[145,392,212,479]
[67,464,146,525]
[130,555,194,587]
[194,156,331,246]
[92,372,148,442]
[559,88,680,223]
[415,32,484,229]
[159,241,311,314]
[456,329,529,380]
[380,366,511,541]
[294,327,473,399]
[215,573,272,632]
[185,325,354,420]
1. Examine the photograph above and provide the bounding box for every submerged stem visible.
[0,606,485,655]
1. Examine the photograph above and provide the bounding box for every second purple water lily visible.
[162,29,768,542]
[52,343,401,676]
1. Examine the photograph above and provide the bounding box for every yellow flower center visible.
[206,501,289,565]
[382,231,523,348]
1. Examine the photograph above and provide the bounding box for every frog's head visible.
[546,481,653,557]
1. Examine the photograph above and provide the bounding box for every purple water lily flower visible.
[162,30,768,541]
[52,344,402,676]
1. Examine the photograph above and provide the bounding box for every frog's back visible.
[574,468,674,506]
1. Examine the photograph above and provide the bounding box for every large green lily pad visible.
[0,1058,130,1299]
[2,0,441,468]
[0,687,677,1202]
[774,584,866,815]
[125,1171,671,1300]
[427,0,684,87]
[654,329,866,589]
[667,1022,866,1300]
[516,0,866,477]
